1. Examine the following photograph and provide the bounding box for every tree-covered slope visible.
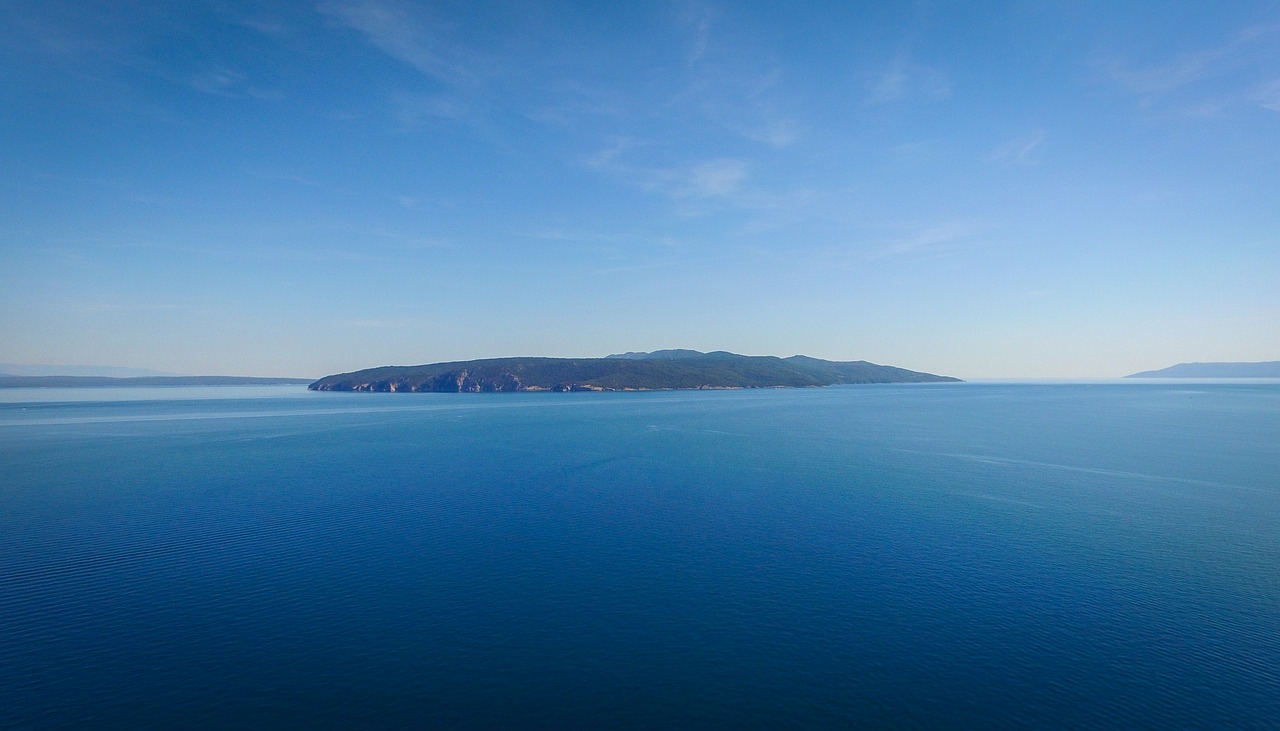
[309,351,959,392]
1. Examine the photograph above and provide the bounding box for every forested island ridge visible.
[1125,361,1280,378]
[309,350,960,392]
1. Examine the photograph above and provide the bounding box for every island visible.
[1125,361,1280,378]
[309,350,960,392]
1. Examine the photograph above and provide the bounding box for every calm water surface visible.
[2,384,1278,728]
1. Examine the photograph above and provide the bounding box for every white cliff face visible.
[319,371,534,392]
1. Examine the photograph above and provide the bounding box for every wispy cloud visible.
[224,12,292,39]
[736,118,801,147]
[866,55,950,105]
[318,0,484,87]
[8,4,284,102]
[675,8,802,147]
[704,67,804,146]
[189,67,246,96]
[583,135,828,229]
[6,3,119,55]
[241,167,342,192]
[1102,22,1280,112]
[526,81,629,127]
[583,136,642,168]
[628,157,752,207]
[393,92,470,127]
[680,2,717,65]
[186,65,281,99]
[1253,79,1280,112]
[986,130,1046,165]
[681,159,748,198]
[872,221,987,260]
[584,139,749,202]
[147,62,283,101]
[696,73,803,147]
[1106,49,1223,99]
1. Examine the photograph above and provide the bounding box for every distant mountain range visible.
[309,350,960,392]
[1125,361,1280,378]
[0,363,180,378]
[0,376,314,388]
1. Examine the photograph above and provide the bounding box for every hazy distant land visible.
[0,363,179,378]
[0,376,314,388]
[309,350,960,392]
[1125,362,1280,378]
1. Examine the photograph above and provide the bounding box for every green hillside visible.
[309,351,959,392]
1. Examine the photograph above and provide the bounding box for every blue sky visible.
[2,1,1278,378]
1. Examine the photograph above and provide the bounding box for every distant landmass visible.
[309,350,960,392]
[1125,361,1280,378]
[0,363,180,378]
[0,376,314,388]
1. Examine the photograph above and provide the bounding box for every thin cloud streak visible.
[318,0,483,87]
[866,54,951,105]
[987,130,1046,165]
[1253,79,1280,111]
[871,221,988,260]
[676,6,803,147]
[1103,22,1280,109]
[683,159,748,198]
[585,145,751,204]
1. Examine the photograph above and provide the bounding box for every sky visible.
[2,1,1278,379]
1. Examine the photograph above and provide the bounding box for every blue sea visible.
[2,383,1278,729]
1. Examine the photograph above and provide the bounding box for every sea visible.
[1,382,1277,729]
